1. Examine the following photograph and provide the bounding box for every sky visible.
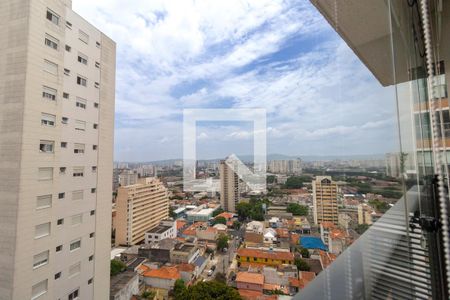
[73,0,398,162]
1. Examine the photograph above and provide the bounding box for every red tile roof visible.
[236,272,264,285]
[216,212,234,220]
[176,220,187,230]
[176,263,195,272]
[238,289,264,300]
[321,221,335,229]
[143,267,181,280]
[237,248,294,261]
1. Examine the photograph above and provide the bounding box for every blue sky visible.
[74,0,397,162]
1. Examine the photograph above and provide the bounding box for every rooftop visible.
[143,266,181,280]
[237,248,294,261]
[236,272,264,285]
[110,271,138,296]
[147,224,172,234]
[300,236,328,251]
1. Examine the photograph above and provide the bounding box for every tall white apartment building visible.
[268,159,302,175]
[219,160,239,212]
[0,0,115,299]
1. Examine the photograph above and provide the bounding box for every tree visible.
[173,279,186,299]
[141,290,156,299]
[110,260,126,276]
[284,175,313,189]
[236,202,252,220]
[214,272,227,283]
[300,247,310,258]
[294,258,310,271]
[169,206,176,218]
[216,234,229,251]
[287,203,309,216]
[213,208,225,217]
[175,281,242,300]
[214,216,227,225]
[266,175,276,184]
[232,220,241,230]
[356,224,370,235]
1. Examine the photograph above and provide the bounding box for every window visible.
[93,123,98,129]
[41,113,55,127]
[62,117,68,124]
[58,192,65,199]
[69,240,81,252]
[35,222,50,239]
[76,97,87,109]
[64,68,70,75]
[71,214,82,226]
[91,188,96,193]
[44,59,58,75]
[96,41,101,48]
[88,278,93,284]
[94,102,99,108]
[56,245,62,252]
[65,45,71,52]
[36,195,52,210]
[74,143,85,154]
[60,167,66,174]
[38,167,53,181]
[46,9,59,25]
[94,82,99,88]
[39,140,54,153]
[78,53,88,65]
[61,142,67,148]
[42,86,57,101]
[63,92,69,99]
[75,120,86,131]
[55,272,61,280]
[89,255,94,261]
[68,288,79,300]
[33,250,49,269]
[89,232,94,238]
[79,29,89,43]
[72,190,84,200]
[73,167,84,177]
[31,279,48,300]
[92,166,97,172]
[66,21,72,28]
[95,61,100,68]
[90,210,95,216]
[77,75,87,87]
[93,145,97,150]
[57,218,64,225]
[44,34,58,50]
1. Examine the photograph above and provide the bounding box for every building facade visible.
[144,219,176,244]
[268,159,302,175]
[312,176,339,225]
[116,177,169,246]
[219,159,239,212]
[0,0,115,299]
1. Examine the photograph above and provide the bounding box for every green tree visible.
[214,216,227,225]
[300,247,310,258]
[214,272,227,283]
[284,175,313,189]
[141,290,156,299]
[110,259,126,276]
[216,234,229,251]
[294,258,311,271]
[355,224,370,235]
[173,279,186,299]
[213,208,225,217]
[169,206,176,218]
[287,203,309,216]
[236,202,252,220]
[266,175,276,184]
[175,281,242,300]
[232,220,241,230]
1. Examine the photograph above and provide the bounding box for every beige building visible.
[219,160,239,212]
[268,159,302,175]
[358,204,374,225]
[312,176,339,225]
[116,177,169,246]
[0,0,115,299]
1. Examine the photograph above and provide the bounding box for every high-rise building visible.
[0,0,115,299]
[268,159,302,175]
[219,160,239,212]
[118,169,138,186]
[312,176,339,225]
[115,177,169,246]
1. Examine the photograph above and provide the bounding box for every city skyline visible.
[73,0,398,162]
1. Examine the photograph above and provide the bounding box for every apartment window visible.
[33,250,49,269]
[63,92,69,99]
[46,9,59,25]
[96,41,101,48]
[68,288,79,300]
[65,45,71,52]
[95,61,100,68]
[93,145,97,150]
[39,140,54,153]
[88,278,93,284]
[94,102,99,108]
[56,245,62,252]
[77,75,87,87]
[64,68,70,75]
[69,240,81,252]
[90,210,95,216]
[38,167,53,181]
[71,214,82,226]
[61,142,67,148]
[35,222,50,239]
[62,117,68,124]
[31,279,48,300]
[76,97,87,109]
[78,53,88,65]
[42,86,57,101]
[58,192,65,199]
[60,167,66,174]
[57,218,64,225]
[44,33,58,50]
[72,190,84,200]
[89,232,94,238]
[91,188,96,193]
[73,167,84,177]
[92,123,98,129]
[75,120,86,131]
[36,194,52,210]
[92,166,97,172]
[94,82,99,88]
[66,21,72,28]
[41,113,55,127]
[55,272,61,280]
[79,29,89,44]
[89,255,94,261]
[44,59,58,75]
[74,143,85,154]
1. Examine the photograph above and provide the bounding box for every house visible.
[142,266,181,291]
[145,220,177,244]
[193,255,208,276]
[236,272,264,292]
[196,226,218,241]
[137,238,178,264]
[171,243,200,264]
[236,248,294,266]
[110,271,139,300]
[263,228,277,244]
[267,217,282,228]
[246,221,264,234]
[244,232,264,247]
[176,263,196,284]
